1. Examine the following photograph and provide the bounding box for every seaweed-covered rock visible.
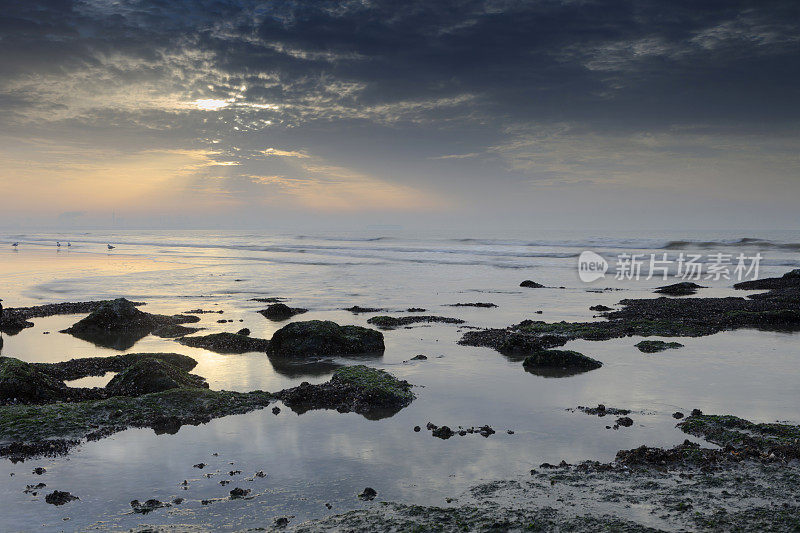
[366,315,464,329]
[258,303,308,321]
[0,309,34,333]
[177,332,270,354]
[277,365,414,419]
[61,298,199,349]
[34,353,198,381]
[152,324,202,338]
[343,306,384,314]
[635,340,684,353]
[268,321,384,357]
[105,359,208,397]
[654,282,706,296]
[446,302,497,308]
[522,349,602,374]
[520,280,545,288]
[45,490,79,505]
[0,357,68,403]
[589,305,613,312]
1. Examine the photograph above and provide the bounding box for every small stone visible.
[45,491,78,505]
[229,487,250,499]
[413,426,421,432]
[358,487,377,501]
[673,412,684,419]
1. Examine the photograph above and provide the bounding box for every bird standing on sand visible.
[12,242,18,247]
[107,244,115,250]
[67,242,71,247]
[57,241,61,248]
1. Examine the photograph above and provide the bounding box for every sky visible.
[0,0,798,231]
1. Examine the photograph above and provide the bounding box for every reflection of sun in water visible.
[194,99,230,111]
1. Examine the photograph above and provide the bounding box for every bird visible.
[57,241,61,248]
[67,242,72,247]
[107,244,115,250]
[11,242,18,247]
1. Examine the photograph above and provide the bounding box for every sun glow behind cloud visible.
[194,99,231,111]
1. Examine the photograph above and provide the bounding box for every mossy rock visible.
[277,365,414,419]
[178,332,270,354]
[105,359,208,397]
[331,365,415,406]
[635,340,684,353]
[268,320,384,357]
[366,315,463,329]
[654,282,705,296]
[258,303,308,321]
[35,353,198,381]
[0,357,68,403]
[522,350,602,371]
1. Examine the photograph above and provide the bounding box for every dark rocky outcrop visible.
[343,306,385,314]
[276,365,413,419]
[462,269,800,355]
[654,282,706,296]
[446,302,497,308]
[177,332,270,354]
[61,298,199,349]
[258,303,308,321]
[45,490,79,505]
[635,340,684,353]
[105,359,208,397]
[589,305,613,312]
[267,321,384,358]
[152,324,202,338]
[366,315,464,329]
[520,280,545,288]
[33,353,197,381]
[0,357,70,404]
[522,349,602,376]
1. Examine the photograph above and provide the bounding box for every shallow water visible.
[0,229,799,531]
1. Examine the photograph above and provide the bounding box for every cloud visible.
[262,148,310,158]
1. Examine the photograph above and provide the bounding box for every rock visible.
[177,332,270,354]
[576,404,630,417]
[358,487,377,501]
[275,517,290,528]
[691,408,703,416]
[447,302,497,308]
[0,309,34,333]
[409,354,428,361]
[33,353,198,381]
[589,305,613,312]
[105,359,208,397]
[673,412,684,419]
[236,328,250,336]
[193,463,206,469]
[0,358,69,403]
[276,365,414,419]
[522,350,603,372]
[258,303,308,321]
[23,482,46,494]
[268,321,384,358]
[432,426,454,439]
[151,324,202,338]
[615,416,634,428]
[654,282,705,296]
[33,467,46,475]
[61,298,198,349]
[635,340,684,353]
[172,497,184,505]
[414,426,421,432]
[479,425,495,437]
[343,306,384,314]
[45,490,78,505]
[130,498,168,513]
[366,316,464,329]
[229,487,250,499]
[272,406,281,415]
[520,280,545,288]
[406,308,426,312]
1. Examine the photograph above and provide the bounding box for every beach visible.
[1,229,799,531]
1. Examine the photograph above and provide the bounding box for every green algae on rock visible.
[522,349,602,376]
[635,340,684,353]
[0,357,70,404]
[35,352,198,381]
[105,359,208,397]
[0,388,274,455]
[177,332,270,354]
[366,315,464,329]
[268,320,384,357]
[277,365,414,419]
[461,269,800,354]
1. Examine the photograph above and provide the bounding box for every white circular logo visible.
[578,251,608,282]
